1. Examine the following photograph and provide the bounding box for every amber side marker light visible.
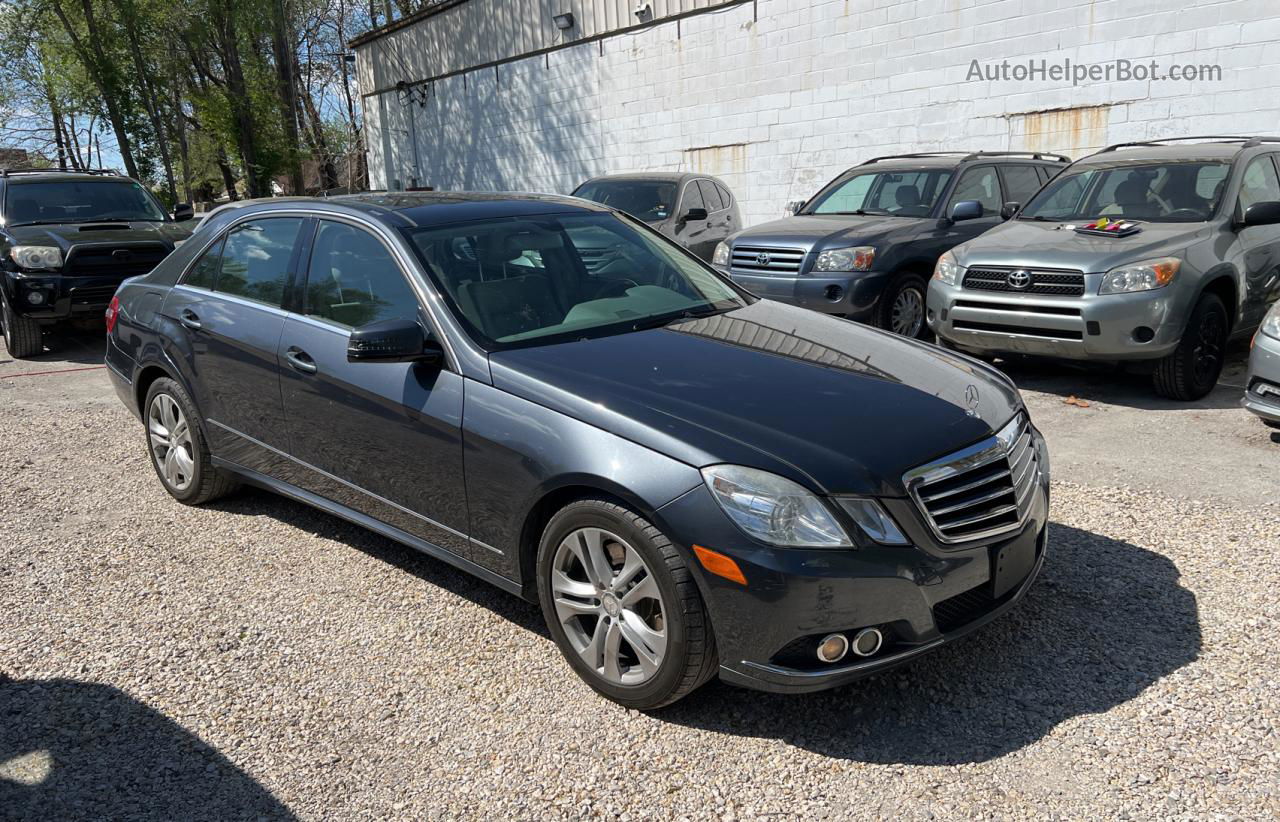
[692,545,747,585]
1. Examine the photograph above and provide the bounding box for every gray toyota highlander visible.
[928,136,1280,400]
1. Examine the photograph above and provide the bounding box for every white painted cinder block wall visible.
[362,0,1280,229]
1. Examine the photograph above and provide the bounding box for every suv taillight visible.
[104,295,120,334]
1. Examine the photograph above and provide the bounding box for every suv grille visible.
[963,267,1085,297]
[730,245,806,275]
[906,414,1040,544]
[64,243,169,278]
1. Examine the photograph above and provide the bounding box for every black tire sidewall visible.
[143,377,209,503]
[880,273,929,339]
[1163,293,1228,399]
[536,501,695,707]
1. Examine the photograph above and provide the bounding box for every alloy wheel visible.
[550,527,667,685]
[891,286,925,337]
[1192,310,1225,387]
[148,393,195,491]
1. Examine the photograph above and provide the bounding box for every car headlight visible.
[702,465,851,548]
[932,250,964,285]
[1262,302,1280,340]
[10,245,63,270]
[836,498,909,545]
[1099,257,1180,295]
[814,246,875,272]
[712,241,730,267]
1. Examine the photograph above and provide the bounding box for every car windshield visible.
[5,179,168,225]
[1019,161,1231,223]
[404,212,748,350]
[571,180,677,223]
[804,168,954,217]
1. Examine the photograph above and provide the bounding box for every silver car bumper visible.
[927,277,1187,361]
[1243,331,1280,424]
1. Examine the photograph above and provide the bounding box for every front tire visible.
[143,377,239,505]
[877,273,929,339]
[536,498,717,709]
[1153,293,1228,401]
[1,289,44,358]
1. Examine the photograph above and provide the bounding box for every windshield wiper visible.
[823,209,890,216]
[1016,215,1053,221]
[631,303,734,332]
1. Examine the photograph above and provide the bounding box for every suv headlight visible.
[10,245,63,270]
[932,250,964,285]
[814,246,875,272]
[702,465,851,548]
[1261,302,1280,340]
[712,241,730,267]
[1099,257,1180,295]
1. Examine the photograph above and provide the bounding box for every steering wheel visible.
[1149,190,1174,214]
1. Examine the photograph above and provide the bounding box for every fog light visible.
[26,290,46,305]
[816,633,849,663]
[851,627,883,657]
[1133,326,1155,343]
[824,285,844,302]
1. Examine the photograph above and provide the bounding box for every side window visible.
[1000,166,1043,204]
[215,218,304,308]
[698,180,724,212]
[184,236,224,289]
[948,166,1002,213]
[680,181,706,214]
[305,220,421,329]
[715,183,732,208]
[1238,155,1280,212]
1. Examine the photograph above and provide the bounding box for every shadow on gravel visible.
[657,522,1202,765]
[0,674,295,821]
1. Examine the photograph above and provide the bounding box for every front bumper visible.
[723,267,889,319]
[5,272,127,323]
[1243,331,1280,425]
[656,434,1050,694]
[927,277,1186,361]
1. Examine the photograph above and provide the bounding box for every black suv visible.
[713,151,1069,338]
[0,168,194,357]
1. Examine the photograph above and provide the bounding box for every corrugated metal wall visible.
[354,0,742,96]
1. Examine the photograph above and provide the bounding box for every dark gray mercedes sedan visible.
[105,192,1049,709]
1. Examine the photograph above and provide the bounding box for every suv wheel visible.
[1153,293,1228,401]
[878,273,929,339]
[143,377,239,504]
[536,498,718,709]
[1,289,44,358]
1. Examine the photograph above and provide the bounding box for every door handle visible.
[178,308,202,330]
[284,346,318,375]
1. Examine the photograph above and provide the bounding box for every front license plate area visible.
[991,528,1037,599]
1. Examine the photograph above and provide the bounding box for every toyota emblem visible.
[1006,269,1032,289]
[755,252,771,266]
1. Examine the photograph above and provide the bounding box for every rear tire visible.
[536,497,718,710]
[1,289,44,358]
[143,377,239,505]
[877,273,929,339]
[1153,293,1228,401]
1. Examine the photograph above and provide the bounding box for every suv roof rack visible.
[1098,136,1280,153]
[0,166,120,178]
[861,152,971,165]
[960,150,1071,163]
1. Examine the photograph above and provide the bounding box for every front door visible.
[275,218,476,565]
[672,179,714,260]
[160,216,306,472]
[1235,154,1280,328]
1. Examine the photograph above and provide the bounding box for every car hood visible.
[488,300,1021,496]
[5,221,191,251]
[730,214,920,250]
[952,218,1214,272]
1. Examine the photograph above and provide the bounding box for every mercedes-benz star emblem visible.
[755,252,771,266]
[1006,269,1032,289]
[964,384,980,416]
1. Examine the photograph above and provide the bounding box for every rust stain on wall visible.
[683,143,751,175]
[1008,104,1114,158]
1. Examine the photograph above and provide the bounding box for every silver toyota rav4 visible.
[928,136,1280,400]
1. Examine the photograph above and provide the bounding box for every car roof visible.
[576,172,717,186]
[5,172,138,184]
[1076,142,1249,166]
[213,191,614,230]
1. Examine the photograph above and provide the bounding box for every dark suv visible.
[0,168,193,357]
[713,152,1068,337]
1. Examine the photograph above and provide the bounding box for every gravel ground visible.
[2,345,1279,819]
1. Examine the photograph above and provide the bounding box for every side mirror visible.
[1242,201,1280,228]
[784,199,806,217]
[1000,201,1021,220]
[682,207,708,222]
[347,318,442,365]
[949,200,984,222]
[173,202,195,221]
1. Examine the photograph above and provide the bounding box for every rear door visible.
[161,215,306,471]
[275,218,476,567]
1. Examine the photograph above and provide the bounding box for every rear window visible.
[5,179,167,225]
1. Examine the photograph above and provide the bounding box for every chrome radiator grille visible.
[906,414,1040,544]
[963,267,1085,296]
[729,245,807,275]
